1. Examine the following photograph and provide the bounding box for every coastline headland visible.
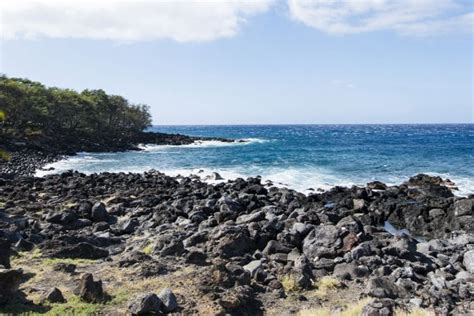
[0,131,237,177]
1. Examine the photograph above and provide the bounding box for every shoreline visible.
[34,153,473,198]
[0,131,239,177]
[1,171,473,314]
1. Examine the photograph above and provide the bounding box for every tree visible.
[0,75,152,143]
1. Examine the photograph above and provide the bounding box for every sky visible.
[0,0,473,125]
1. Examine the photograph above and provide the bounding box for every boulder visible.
[53,263,76,274]
[78,202,93,218]
[160,240,185,257]
[406,174,453,198]
[0,268,23,304]
[218,196,243,213]
[351,242,374,260]
[0,238,11,269]
[361,298,396,316]
[455,271,474,283]
[79,273,104,303]
[51,242,109,260]
[342,232,359,252]
[263,240,291,255]
[336,215,363,233]
[463,250,474,274]
[367,181,387,190]
[14,238,34,252]
[454,199,473,217]
[243,260,262,278]
[206,172,224,181]
[218,285,256,314]
[183,232,207,248]
[303,225,341,259]
[366,276,402,299]
[118,251,152,268]
[353,199,367,211]
[121,219,139,234]
[185,251,208,265]
[128,293,162,315]
[158,288,178,313]
[45,211,78,225]
[213,228,256,258]
[91,202,108,222]
[41,287,66,304]
[236,210,265,224]
[333,263,369,280]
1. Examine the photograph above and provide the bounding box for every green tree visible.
[0,75,152,144]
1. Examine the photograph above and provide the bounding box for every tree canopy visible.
[0,75,152,141]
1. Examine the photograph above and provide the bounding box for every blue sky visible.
[1,0,473,124]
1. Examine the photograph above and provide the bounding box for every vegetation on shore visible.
[0,75,152,152]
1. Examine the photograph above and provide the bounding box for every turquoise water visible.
[37,124,474,195]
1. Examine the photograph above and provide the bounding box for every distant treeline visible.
[0,76,152,140]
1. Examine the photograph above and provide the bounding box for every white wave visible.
[35,155,118,177]
[34,158,473,197]
[138,138,267,151]
[157,167,474,196]
[153,166,359,195]
[240,138,270,144]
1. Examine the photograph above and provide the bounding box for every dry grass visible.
[298,298,372,316]
[396,308,435,316]
[281,275,342,297]
[42,257,98,266]
[298,299,435,316]
[281,274,300,293]
[299,276,343,300]
[12,248,43,263]
[13,248,96,267]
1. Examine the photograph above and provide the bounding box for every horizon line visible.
[151,122,474,126]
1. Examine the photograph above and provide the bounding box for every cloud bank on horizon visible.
[1,0,472,42]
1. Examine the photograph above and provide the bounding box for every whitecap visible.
[138,138,268,151]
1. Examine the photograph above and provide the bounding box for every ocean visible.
[36,124,474,196]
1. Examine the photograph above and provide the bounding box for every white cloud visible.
[0,0,274,42]
[288,0,473,36]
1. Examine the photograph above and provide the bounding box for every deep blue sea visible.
[37,125,474,195]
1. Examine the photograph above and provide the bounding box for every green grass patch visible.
[142,243,154,255]
[42,257,98,266]
[44,296,102,316]
[0,296,102,316]
[108,288,130,306]
[15,248,43,259]
[0,149,11,162]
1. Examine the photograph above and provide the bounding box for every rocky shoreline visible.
[0,132,237,177]
[0,171,473,315]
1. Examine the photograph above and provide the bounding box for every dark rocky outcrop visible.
[79,273,104,303]
[128,293,162,315]
[40,287,66,304]
[0,268,24,305]
[0,171,472,314]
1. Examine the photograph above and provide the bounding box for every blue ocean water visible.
[37,125,474,195]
